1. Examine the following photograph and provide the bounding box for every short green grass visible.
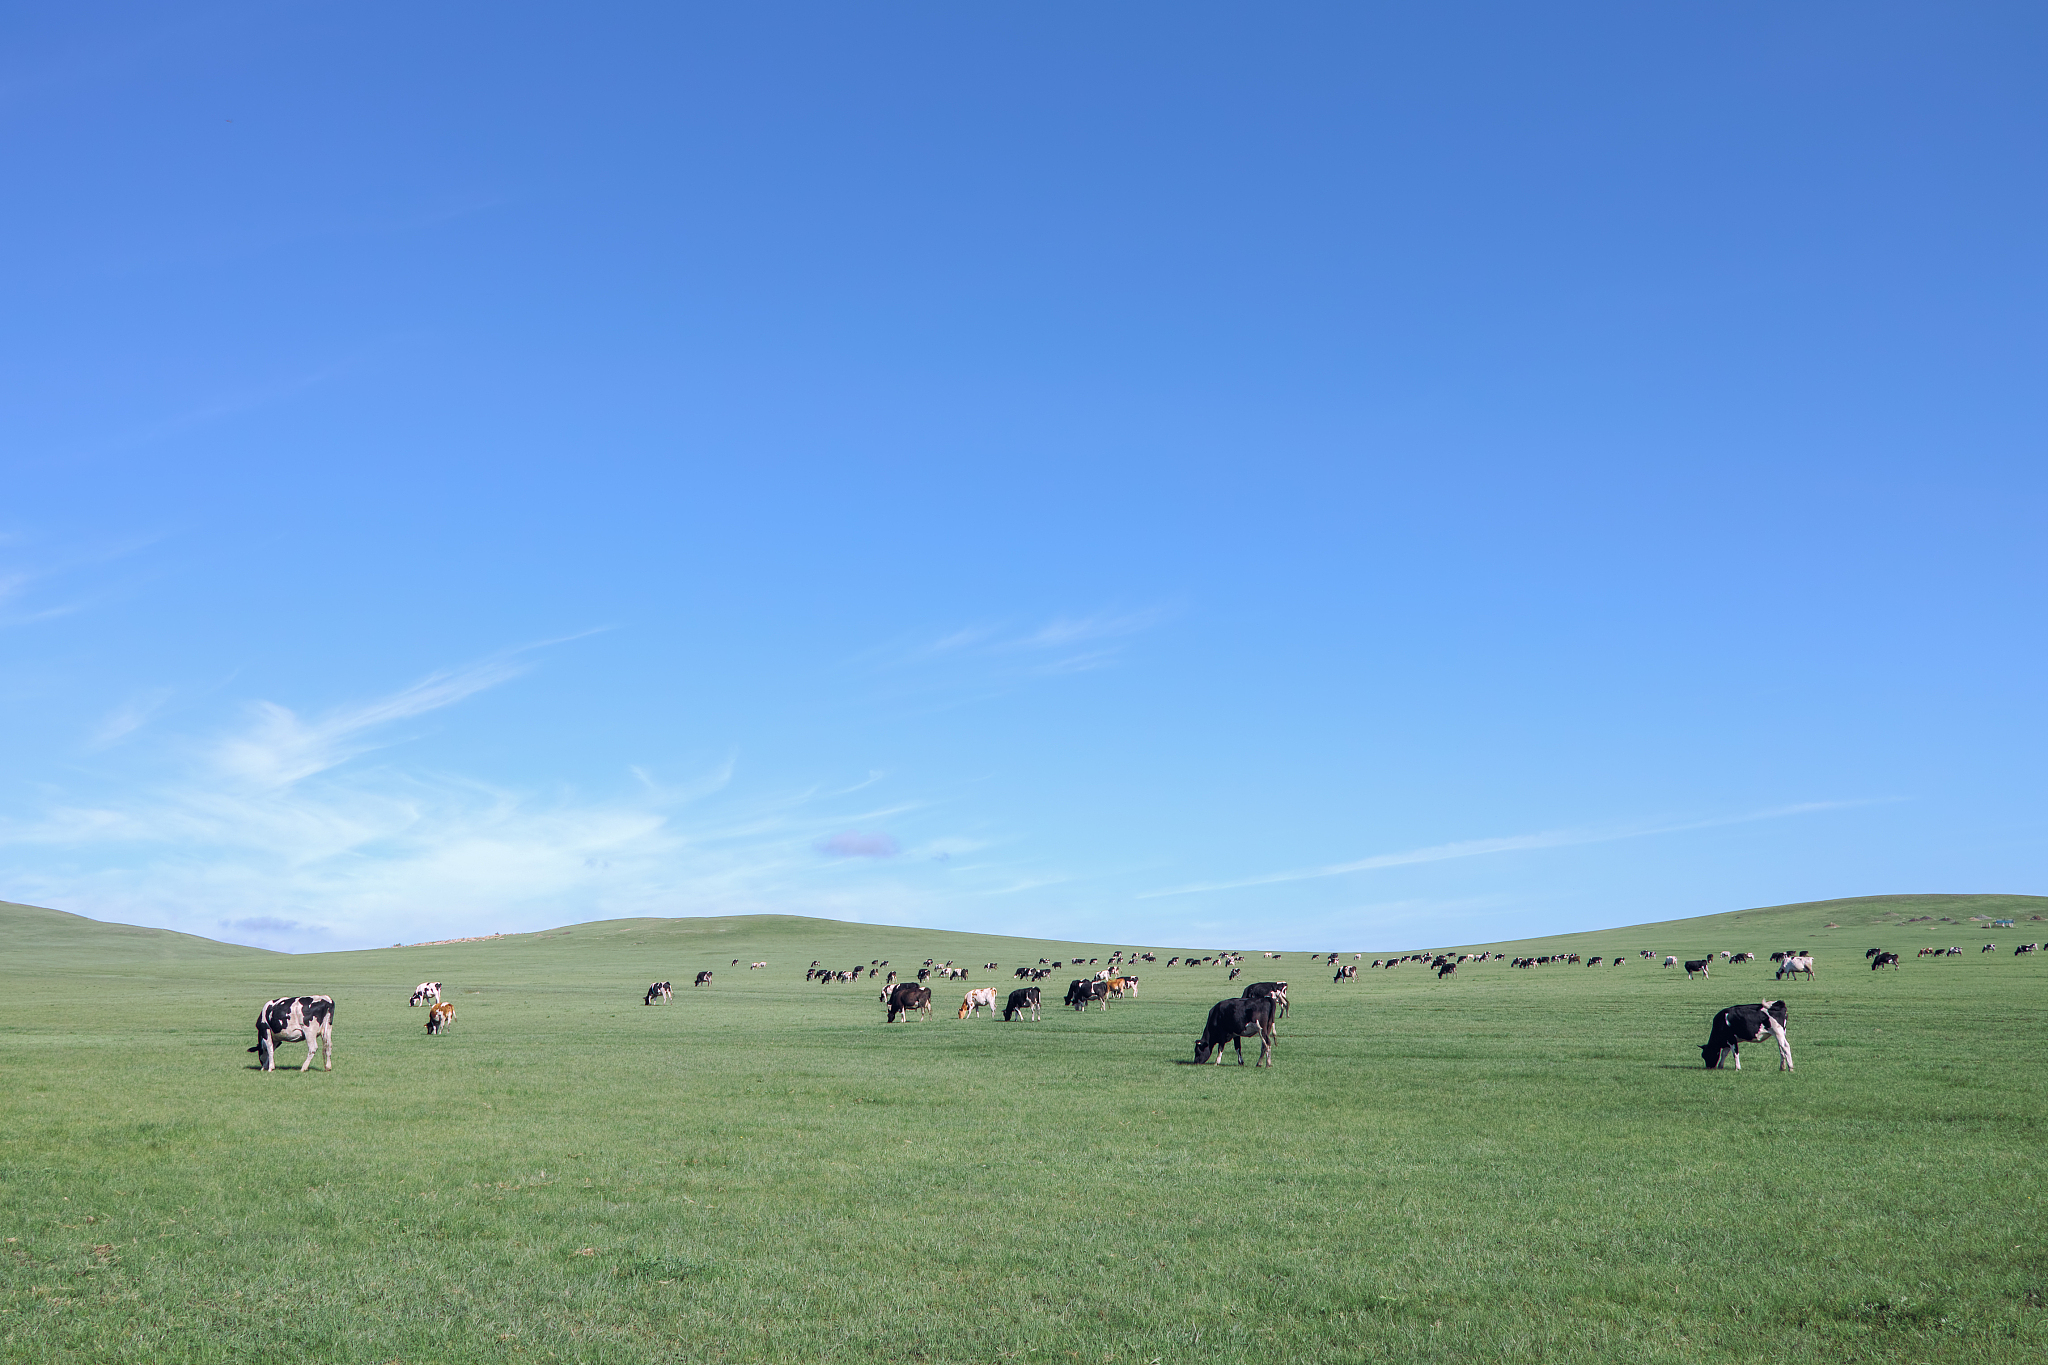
[2,893,2044,1363]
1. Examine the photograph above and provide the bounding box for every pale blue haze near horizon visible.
[4,3,2045,952]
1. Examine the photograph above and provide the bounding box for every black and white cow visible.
[644,981,673,1005]
[1776,954,1815,980]
[1194,997,1276,1067]
[1064,979,1110,1012]
[1700,999,1792,1071]
[884,983,933,1023]
[248,996,335,1072]
[693,970,714,987]
[1870,953,1900,971]
[1003,987,1042,1022]
[1240,981,1289,1018]
[1684,958,1712,980]
[408,981,441,1007]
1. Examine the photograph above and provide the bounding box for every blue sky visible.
[5,3,2045,952]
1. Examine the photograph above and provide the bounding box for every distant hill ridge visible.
[3,892,2041,968]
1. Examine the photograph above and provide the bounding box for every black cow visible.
[1064,979,1109,1012]
[248,995,335,1072]
[1684,958,1711,980]
[1870,952,1900,971]
[1194,997,1276,1067]
[884,983,933,1023]
[1700,1000,1792,1071]
[1003,987,1042,1022]
[1240,981,1289,1018]
[1864,948,1883,960]
[1437,960,1458,979]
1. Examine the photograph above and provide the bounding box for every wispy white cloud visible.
[1139,801,1883,899]
[88,688,174,750]
[0,651,1025,949]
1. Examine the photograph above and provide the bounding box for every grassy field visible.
[2,893,2044,1364]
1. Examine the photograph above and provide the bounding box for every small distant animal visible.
[749,961,767,969]
[1870,953,1900,971]
[1776,955,1815,980]
[1663,956,1678,968]
[2017,943,2039,956]
[693,970,714,987]
[408,982,441,1007]
[1684,958,1711,980]
[644,981,673,1005]
[426,1000,455,1034]
[958,987,999,1020]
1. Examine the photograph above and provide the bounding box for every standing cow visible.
[426,1000,455,1035]
[1002,987,1042,1021]
[248,996,335,1072]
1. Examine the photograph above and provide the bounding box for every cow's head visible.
[1701,1042,1728,1068]
[250,1028,274,1070]
[1194,1038,1216,1063]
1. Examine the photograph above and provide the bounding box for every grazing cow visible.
[644,981,673,1005]
[1194,997,1276,1067]
[1333,964,1358,982]
[1776,955,1815,980]
[1663,956,1678,968]
[1240,981,1289,1017]
[1003,987,1042,1022]
[426,1000,455,1035]
[1684,958,1711,980]
[1982,943,1996,953]
[1864,948,1883,960]
[1700,999,1793,1071]
[1064,979,1110,1012]
[693,970,714,987]
[1871,952,1900,971]
[2017,943,2039,956]
[885,983,933,1023]
[958,987,1000,1020]
[1586,957,1603,968]
[749,961,767,970]
[248,995,335,1072]
[408,981,442,1007]
[1729,952,1755,965]
[1437,960,1458,979]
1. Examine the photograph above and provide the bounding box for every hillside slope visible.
[0,899,280,969]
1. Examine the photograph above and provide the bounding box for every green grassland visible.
[2,893,2044,1364]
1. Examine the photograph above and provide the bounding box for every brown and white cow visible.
[426,1000,455,1034]
[958,987,999,1019]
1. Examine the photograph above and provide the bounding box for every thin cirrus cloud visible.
[1138,801,1886,899]
[816,831,902,858]
[0,644,1014,950]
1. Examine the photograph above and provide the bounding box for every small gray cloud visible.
[816,831,901,859]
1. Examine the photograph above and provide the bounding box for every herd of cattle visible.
[245,933,2042,1073]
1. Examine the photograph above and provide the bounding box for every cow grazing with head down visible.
[1195,997,1276,1066]
[958,987,999,1020]
[409,982,441,1007]
[1870,952,1900,971]
[693,970,714,987]
[1700,999,1792,1071]
[884,983,932,1023]
[1064,979,1110,1011]
[644,981,673,1005]
[1776,955,1815,980]
[249,996,335,1072]
[1003,987,1042,1021]
[426,1000,455,1034]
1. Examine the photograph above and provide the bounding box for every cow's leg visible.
[1730,1041,1741,1071]
[301,1025,322,1071]
[1766,1015,1792,1071]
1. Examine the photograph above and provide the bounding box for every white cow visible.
[409,981,442,1006]
[1776,954,1815,981]
[957,987,1000,1020]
